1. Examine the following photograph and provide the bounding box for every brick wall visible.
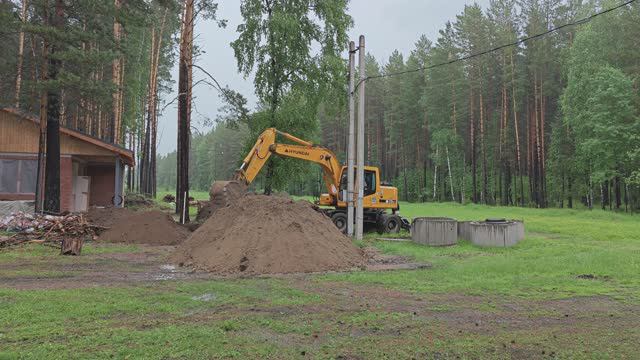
[88,165,115,206]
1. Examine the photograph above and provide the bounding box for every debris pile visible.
[162,194,176,203]
[0,212,103,248]
[98,210,189,245]
[172,195,365,275]
[124,193,155,208]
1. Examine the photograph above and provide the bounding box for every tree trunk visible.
[44,0,64,215]
[61,238,83,256]
[511,52,524,207]
[14,0,28,108]
[539,77,547,208]
[112,0,123,144]
[480,92,487,204]
[615,176,622,209]
[469,88,477,203]
[446,146,454,202]
[461,154,466,204]
[433,146,439,200]
[177,0,194,223]
[402,145,409,201]
[567,175,573,209]
[35,30,48,213]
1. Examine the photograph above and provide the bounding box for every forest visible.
[160,0,640,211]
[1,0,638,211]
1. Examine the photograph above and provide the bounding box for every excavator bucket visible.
[209,180,247,210]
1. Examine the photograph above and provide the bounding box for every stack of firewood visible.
[0,212,107,255]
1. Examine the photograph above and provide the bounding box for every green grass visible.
[323,202,640,300]
[0,279,321,359]
[155,189,209,218]
[1,203,639,358]
[0,243,140,262]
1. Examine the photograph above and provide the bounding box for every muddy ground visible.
[1,243,638,359]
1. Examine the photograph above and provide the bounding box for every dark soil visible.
[85,206,134,228]
[98,210,189,245]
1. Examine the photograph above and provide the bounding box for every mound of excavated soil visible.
[196,181,248,222]
[98,210,189,245]
[86,207,134,229]
[171,195,364,275]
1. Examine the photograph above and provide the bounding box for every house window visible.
[0,159,38,194]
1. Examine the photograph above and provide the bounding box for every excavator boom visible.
[234,128,343,198]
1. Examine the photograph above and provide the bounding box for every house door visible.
[72,176,90,212]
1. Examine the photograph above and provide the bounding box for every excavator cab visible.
[328,166,399,211]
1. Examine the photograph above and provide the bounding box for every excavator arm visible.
[234,128,343,200]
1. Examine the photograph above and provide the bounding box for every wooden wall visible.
[0,111,115,158]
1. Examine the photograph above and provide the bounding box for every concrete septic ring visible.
[465,219,525,247]
[411,217,458,246]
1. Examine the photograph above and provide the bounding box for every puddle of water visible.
[153,273,176,281]
[160,264,176,272]
[192,293,216,302]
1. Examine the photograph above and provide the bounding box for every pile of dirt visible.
[86,207,134,228]
[196,181,247,222]
[172,195,364,275]
[98,210,189,245]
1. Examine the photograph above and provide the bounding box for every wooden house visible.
[0,108,134,213]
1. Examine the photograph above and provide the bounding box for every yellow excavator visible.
[211,128,409,233]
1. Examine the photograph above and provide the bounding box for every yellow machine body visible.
[234,128,399,212]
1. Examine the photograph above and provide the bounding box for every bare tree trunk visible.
[14,0,28,108]
[540,77,547,207]
[35,36,48,213]
[470,88,477,203]
[480,92,487,204]
[433,146,439,200]
[177,0,194,223]
[402,144,408,201]
[511,52,524,207]
[461,154,466,204]
[44,0,64,214]
[451,75,457,132]
[534,73,543,207]
[446,146,454,202]
[112,0,123,143]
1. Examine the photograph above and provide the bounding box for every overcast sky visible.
[157,0,490,155]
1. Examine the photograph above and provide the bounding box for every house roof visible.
[1,108,134,166]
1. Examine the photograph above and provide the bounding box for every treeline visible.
[157,123,249,192]
[157,0,640,211]
[0,0,182,196]
[321,0,639,210]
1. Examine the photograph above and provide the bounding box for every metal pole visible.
[114,157,123,208]
[347,41,356,237]
[356,35,366,240]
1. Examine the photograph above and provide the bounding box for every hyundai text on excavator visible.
[211,128,410,234]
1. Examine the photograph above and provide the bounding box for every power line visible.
[355,0,636,89]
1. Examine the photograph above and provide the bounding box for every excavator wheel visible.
[377,214,401,234]
[331,212,348,234]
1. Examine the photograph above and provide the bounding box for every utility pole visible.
[347,41,356,237]
[355,35,366,240]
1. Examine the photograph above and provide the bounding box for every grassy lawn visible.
[1,203,639,359]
